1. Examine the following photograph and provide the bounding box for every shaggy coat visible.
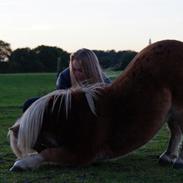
[9,40,183,170]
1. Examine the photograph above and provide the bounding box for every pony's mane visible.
[17,83,104,156]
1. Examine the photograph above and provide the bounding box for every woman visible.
[23,48,111,112]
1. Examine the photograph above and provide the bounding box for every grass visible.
[0,71,183,183]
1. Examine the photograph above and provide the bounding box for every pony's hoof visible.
[9,165,24,172]
[173,158,183,169]
[159,158,171,166]
[159,153,176,166]
[9,159,28,172]
[159,157,173,166]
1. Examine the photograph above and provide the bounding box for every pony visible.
[9,40,183,171]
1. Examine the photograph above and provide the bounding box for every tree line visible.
[0,40,137,73]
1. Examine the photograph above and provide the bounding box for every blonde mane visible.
[17,84,104,156]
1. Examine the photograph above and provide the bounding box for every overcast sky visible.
[0,0,183,52]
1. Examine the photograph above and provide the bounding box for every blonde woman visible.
[56,48,111,89]
[23,48,111,112]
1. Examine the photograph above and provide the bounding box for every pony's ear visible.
[9,124,20,137]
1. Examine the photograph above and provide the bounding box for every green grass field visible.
[0,71,183,183]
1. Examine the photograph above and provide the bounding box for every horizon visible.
[1,0,183,52]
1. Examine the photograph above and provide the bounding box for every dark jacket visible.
[56,67,111,89]
[56,68,72,89]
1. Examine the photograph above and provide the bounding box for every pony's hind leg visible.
[171,110,183,168]
[159,115,182,166]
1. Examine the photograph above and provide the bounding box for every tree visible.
[114,50,137,70]
[10,48,43,72]
[94,50,116,68]
[56,51,70,73]
[0,40,12,62]
[33,46,69,72]
[0,61,10,73]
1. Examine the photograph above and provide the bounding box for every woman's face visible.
[72,59,86,82]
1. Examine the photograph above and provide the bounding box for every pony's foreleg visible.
[40,148,94,165]
[10,153,44,171]
[159,117,182,166]
[10,148,94,171]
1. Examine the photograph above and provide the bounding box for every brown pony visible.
[9,40,183,171]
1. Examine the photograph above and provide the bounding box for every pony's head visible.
[9,90,57,158]
[9,84,104,158]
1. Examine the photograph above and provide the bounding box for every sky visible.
[0,0,183,52]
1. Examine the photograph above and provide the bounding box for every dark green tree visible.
[0,62,10,73]
[94,50,116,68]
[114,50,137,70]
[10,48,43,72]
[94,49,137,70]
[33,46,69,72]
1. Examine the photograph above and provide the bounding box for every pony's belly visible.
[109,122,164,158]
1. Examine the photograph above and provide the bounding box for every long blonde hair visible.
[69,48,104,87]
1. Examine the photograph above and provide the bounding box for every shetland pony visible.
[9,40,183,171]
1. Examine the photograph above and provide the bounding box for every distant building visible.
[149,38,152,45]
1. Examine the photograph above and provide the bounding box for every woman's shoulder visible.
[56,67,71,89]
[59,67,70,77]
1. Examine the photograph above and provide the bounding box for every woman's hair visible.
[69,48,105,87]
